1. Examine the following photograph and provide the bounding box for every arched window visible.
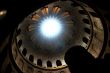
[37,59,42,66]
[56,60,62,66]
[18,40,22,48]
[29,55,34,62]
[22,48,27,56]
[47,61,52,67]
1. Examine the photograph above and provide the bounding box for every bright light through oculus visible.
[40,16,62,38]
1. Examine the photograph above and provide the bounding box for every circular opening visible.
[18,40,22,48]
[56,60,62,66]
[37,59,42,66]
[47,61,52,67]
[22,48,27,56]
[84,28,90,34]
[83,37,88,44]
[29,55,34,62]
[82,19,90,24]
[39,16,62,38]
